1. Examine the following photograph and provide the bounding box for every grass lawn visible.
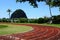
[0,23,33,35]
[40,23,60,28]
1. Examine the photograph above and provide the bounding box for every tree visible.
[16,0,60,8]
[48,0,60,7]
[45,0,60,23]
[16,0,60,23]
[52,15,60,24]
[45,0,53,23]
[7,9,11,18]
[38,18,45,23]
[16,0,44,8]
[45,0,60,10]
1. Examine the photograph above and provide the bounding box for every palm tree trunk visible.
[59,6,60,11]
[9,12,10,19]
[9,12,11,22]
[49,4,52,24]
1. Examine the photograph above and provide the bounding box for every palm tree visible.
[48,4,53,24]
[7,9,11,19]
[45,0,53,24]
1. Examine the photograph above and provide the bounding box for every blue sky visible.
[0,0,60,18]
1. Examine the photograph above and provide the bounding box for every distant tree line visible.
[0,15,60,24]
[52,15,60,24]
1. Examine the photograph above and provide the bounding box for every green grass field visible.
[0,23,33,35]
[40,24,60,28]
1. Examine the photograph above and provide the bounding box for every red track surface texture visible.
[0,24,60,40]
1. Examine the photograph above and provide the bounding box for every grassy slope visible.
[0,24,33,35]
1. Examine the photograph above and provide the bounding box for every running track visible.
[0,24,60,40]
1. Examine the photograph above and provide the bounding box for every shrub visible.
[38,18,44,23]
[19,18,28,23]
[52,15,60,24]
[28,19,38,23]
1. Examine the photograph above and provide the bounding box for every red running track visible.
[0,24,60,40]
